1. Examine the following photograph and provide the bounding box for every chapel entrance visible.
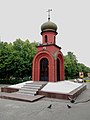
[40,58,48,81]
[57,58,60,81]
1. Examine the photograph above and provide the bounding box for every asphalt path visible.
[0,83,90,120]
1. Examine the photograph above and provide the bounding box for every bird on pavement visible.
[67,104,71,109]
[68,96,76,103]
[47,104,52,109]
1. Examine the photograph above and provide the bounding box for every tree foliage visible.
[64,52,90,79]
[0,39,37,81]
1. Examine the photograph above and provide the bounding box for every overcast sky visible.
[0,0,90,67]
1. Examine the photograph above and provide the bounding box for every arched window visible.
[40,58,48,81]
[57,58,60,81]
[54,36,55,43]
[45,35,48,43]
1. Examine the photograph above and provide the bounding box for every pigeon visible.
[68,96,75,103]
[47,104,52,109]
[67,104,71,109]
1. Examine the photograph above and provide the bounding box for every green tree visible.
[77,63,90,77]
[64,52,78,79]
[12,39,37,79]
[64,52,90,79]
[0,42,12,79]
[0,39,37,81]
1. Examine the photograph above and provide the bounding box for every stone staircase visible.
[18,82,47,96]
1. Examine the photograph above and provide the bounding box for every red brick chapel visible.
[32,10,64,82]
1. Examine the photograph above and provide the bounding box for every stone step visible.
[20,87,39,92]
[24,83,42,87]
[17,81,47,96]
[19,89,37,93]
[18,92,35,96]
[18,90,37,95]
[23,85,41,89]
[26,82,47,86]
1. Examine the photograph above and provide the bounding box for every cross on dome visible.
[47,9,52,21]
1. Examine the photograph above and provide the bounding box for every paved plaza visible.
[0,83,90,120]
